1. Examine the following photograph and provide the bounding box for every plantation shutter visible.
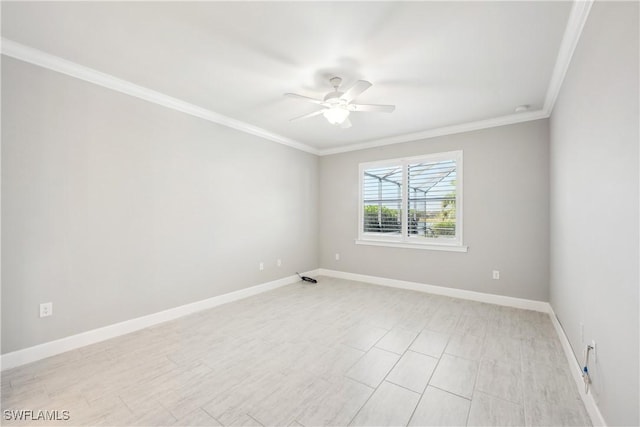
[362,165,403,234]
[407,159,457,239]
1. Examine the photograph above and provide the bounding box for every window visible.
[357,151,467,252]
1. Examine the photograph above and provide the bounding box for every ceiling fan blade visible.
[289,109,325,122]
[339,118,352,129]
[350,104,396,113]
[340,80,372,103]
[284,93,325,105]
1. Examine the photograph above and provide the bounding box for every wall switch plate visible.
[335,253,340,261]
[591,340,597,362]
[40,302,53,318]
[259,262,264,271]
[277,259,282,267]
[492,270,500,280]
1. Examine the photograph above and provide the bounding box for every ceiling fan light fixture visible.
[323,105,350,125]
[286,77,394,127]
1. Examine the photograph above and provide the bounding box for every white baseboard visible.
[318,268,551,312]
[1,270,319,371]
[0,267,607,427]
[548,307,607,427]
[317,268,605,426]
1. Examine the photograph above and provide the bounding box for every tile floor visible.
[1,277,591,426]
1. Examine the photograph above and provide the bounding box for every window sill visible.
[355,239,469,252]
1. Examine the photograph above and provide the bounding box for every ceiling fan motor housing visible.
[324,92,345,103]
[329,76,342,89]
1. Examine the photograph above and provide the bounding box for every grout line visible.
[247,413,265,426]
[520,335,531,427]
[391,330,437,426]
[201,408,224,426]
[465,355,483,426]
[345,332,412,426]
[473,389,526,408]
[343,375,377,391]
[384,379,423,395]
[428,384,472,401]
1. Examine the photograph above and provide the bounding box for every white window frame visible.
[356,150,468,252]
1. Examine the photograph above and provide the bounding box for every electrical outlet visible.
[492,270,500,280]
[335,253,340,261]
[277,259,282,267]
[259,262,264,271]
[591,340,597,363]
[40,302,53,318]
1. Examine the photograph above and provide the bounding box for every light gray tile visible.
[172,408,222,426]
[482,334,522,363]
[445,334,484,360]
[346,347,400,388]
[202,371,285,423]
[396,312,430,332]
[475,359,522,404]
[427,313,460,334]
[523,360,582,408]
[350,381,420,426]
[127,406,179,426]
[409,386,471,426]
[295,378,373,427]
[429,354,478,399]
[454,314,488,338]
[410,329,450,358]
[521,336,565,366]
[83,395,137,426]
[0,278,588,427]
[313,345,365,379]
[225,413,264,426]
[247,373,329,427]
[525,398,591,427]
[375,328,418,355]
[386,351,438,393]
[467,392,524,426]
[342,324,389,351]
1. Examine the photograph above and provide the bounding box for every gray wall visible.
[1,57,319,354]
[549,2,639,426]
[319,120,550,301]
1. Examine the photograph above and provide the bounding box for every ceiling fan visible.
[285,77,395,128]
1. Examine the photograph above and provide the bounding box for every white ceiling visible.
[2,1,574,153]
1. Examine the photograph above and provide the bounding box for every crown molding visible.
[318,109,550,156]
[1,38,320,156]
[1,0,591,158]
[543,0,594,114]
[318,0,593,157]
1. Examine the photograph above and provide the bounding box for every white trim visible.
[543,0,594,114]
[357,151,464,249]
[1,0,592,160]
[548,306,607,426]
[0,0,591,157]
[316,0,593,157]
[0,38,319,156]
[318,110,549,156]
[355,239,468,253]
[0,270,318,371]
[0,267,608,427]
[318,269,550,312]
